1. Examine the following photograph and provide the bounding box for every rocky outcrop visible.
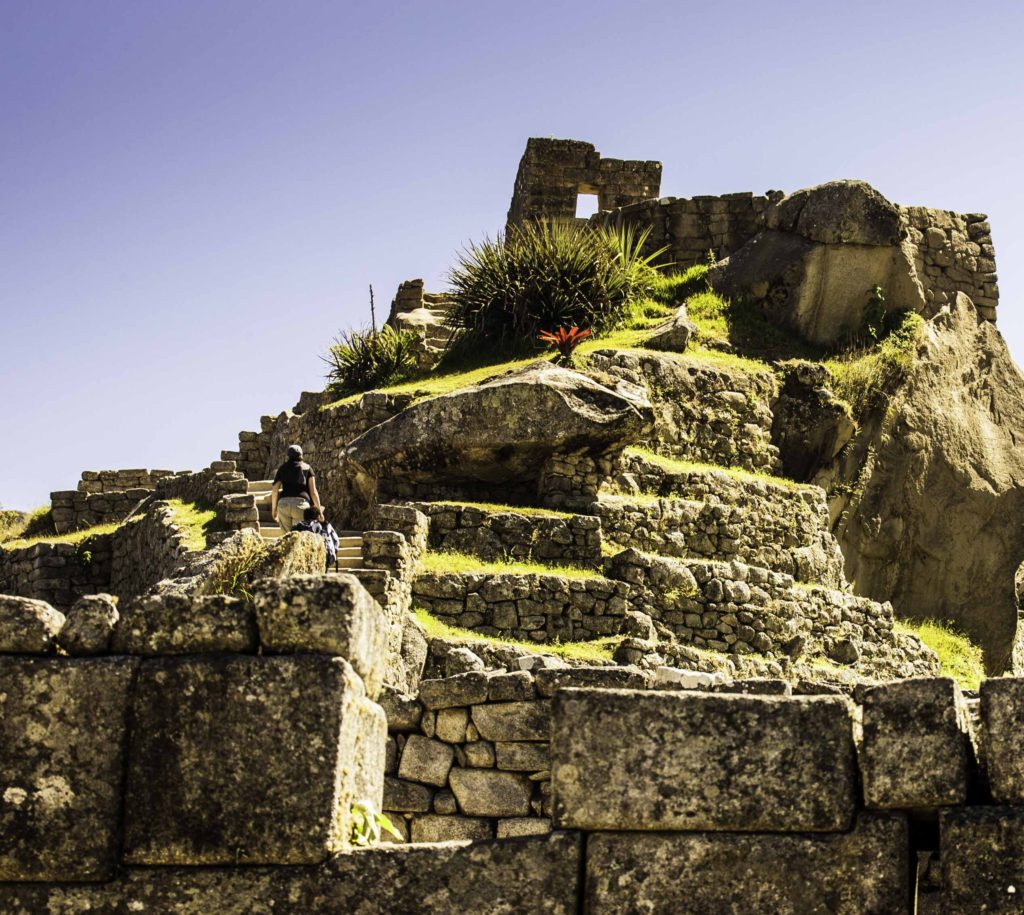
[832,294,1024,673]
[343,362,653,507]
[710,180,926,345]
[771,361,856,481]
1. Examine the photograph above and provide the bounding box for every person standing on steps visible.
[270,444,324,534]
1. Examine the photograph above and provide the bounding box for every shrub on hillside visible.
[322,324,419,395]
[445,221,667,355]
[825,311,923,416]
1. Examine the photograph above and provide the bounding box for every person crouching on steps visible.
[271,444,323,534]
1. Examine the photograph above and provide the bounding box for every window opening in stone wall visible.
[575,193,599,219]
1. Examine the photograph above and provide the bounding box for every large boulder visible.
[344,361,653,495]
[831,294,1024,673]
[710,180,926,345]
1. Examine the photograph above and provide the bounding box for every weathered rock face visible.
[586,813,908,914]
[771,361,856,481]
[123,655,385,865]
[343,361,653,504]
[0,657,138,881]
[832,295,1024,673]
[711,180,926,345]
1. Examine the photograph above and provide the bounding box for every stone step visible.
[248,480,273,493]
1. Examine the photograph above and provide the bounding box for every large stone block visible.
[123,655,385,865]
[0,657,138,881]
[941,807,1024,913]
[0,595,64,653]
[449,768,533,816]
[112,593,256,654]
[397,735,454,787]
[552,688,856,831]
[860,677,972,808]
[253,575,387,698]
[586,813,909,914]
[472,700,551,741]
[0,832,582,913]
[981,677,1024,802]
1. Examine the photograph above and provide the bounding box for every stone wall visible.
[590,189,782,268]
[50,488,151,535]
[900,205,998,320]
[597,492,845,587]
[0,576,389,896]
[414,571,631,644]
[506,138,661,232]
[589,349,781,472]
[609,549,937,679]
[7,564,1024,915]
[0,534,113,609]
[591,188,1000,324]
[408,501,602,566]
[109,503,196,599]
[76,468,177,494]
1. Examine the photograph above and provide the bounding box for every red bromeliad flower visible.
[538,326,592,360]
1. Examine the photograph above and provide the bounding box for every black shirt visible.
[274,460,314,498]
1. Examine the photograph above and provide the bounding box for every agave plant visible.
[538,326,592,364]
[321,324,418,395]
[445,221,668,356]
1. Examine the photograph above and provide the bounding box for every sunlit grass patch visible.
[419,550,602,580]
[895,618,985,691]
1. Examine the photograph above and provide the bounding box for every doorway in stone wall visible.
[575,192,599,219]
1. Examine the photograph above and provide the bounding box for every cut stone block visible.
[419,671,490,709]
[397,735,455,787]
[497,817,553,838]
[0,595,64,653]
[980,677,1024,802]
[941,807,1024,913]
[449,768,533,817]
[496,741,550,771]
[435,706,469,743]
[56,593,119,655]
[552,688,856,832]
[113,593,256,655]
[860,676,972,808]
[0,837,582,915]
[252,574,387,697]
[379,684,422,731]
[123,655,385,865]
[410,814,494,843]
[0,657,138,881]
[535,665,647,697]
[384,777,433,813]
[488,670,537,701]
[586,813,908,914]
[472,700,551,742]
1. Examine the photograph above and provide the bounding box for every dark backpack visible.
[293,519,339,569]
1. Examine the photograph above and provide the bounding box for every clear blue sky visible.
[2,0,1022,509]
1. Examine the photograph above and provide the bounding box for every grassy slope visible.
[2,521,121,550]
[626,446,805,491]
[165,499,218,552]
[420,550,601,580]
[414,608,617,663]
[895,619,986,690]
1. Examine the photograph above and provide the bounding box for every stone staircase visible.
[248,480,364,570]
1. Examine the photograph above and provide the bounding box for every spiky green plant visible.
[322,324,419,395]
[444,221,667,355]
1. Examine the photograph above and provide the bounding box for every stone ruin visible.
[1,137,1022,912]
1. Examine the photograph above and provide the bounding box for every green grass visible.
[323,354,543,408]
[896,619,985,690]
[626,447,804,491]
[649,264,712,305]
[822,312,923,417]
[0,505,54,544]
[414,608,618,662]
[685,289,819,364]
[1,521,121,551]
[165,499,218,551]
[432,500,575,519]
[419,550,602,580]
